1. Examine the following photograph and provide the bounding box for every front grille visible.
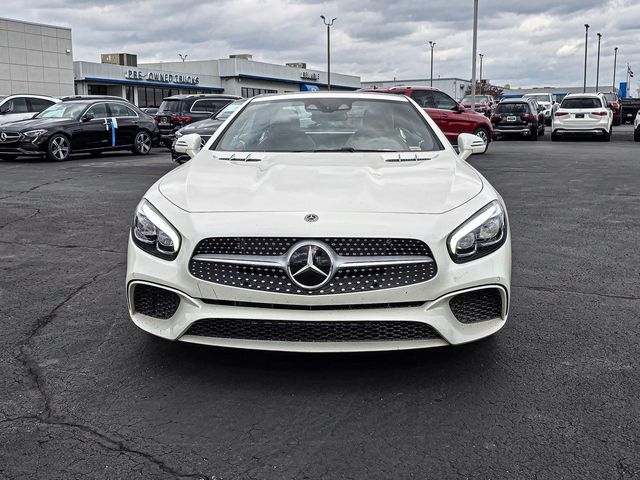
[449,289,502,323]
[183,319,441,342]
[0,132,21,144]
[193,237,432,257]
[132,284,180,319]
[200,299,425,310]
[190,237,437,295]
[189,260,437,295]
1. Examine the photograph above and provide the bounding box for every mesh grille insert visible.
[193,237,432,257]
[184,319,441,342]
[449,289,502,323]
[133,284,180,319]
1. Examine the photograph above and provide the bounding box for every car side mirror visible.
[81,112,95,122]
[457,133,486,161]
[174,133,202,159]
[457,104,465,112]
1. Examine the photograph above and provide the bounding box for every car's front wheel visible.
[132,130,152,155]
[47,134,71,162]
[473,127,489,153]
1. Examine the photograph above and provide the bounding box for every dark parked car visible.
[460,94,496,117]
[491,98,545,140]
[155,94,241,148]
[171,99,246,163]
[361,86,493,149]
[0,97,160,161]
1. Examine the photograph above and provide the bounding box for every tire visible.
[529,126,538,141]
[47,134,71,162]
[473,127,489,154]
[602,129,611,142]
[634,128,640,142]
[132,130,152,155]
[551,131,560,142]
[539,123,545,136]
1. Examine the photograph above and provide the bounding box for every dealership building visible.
[0,17,75,96]
[74,54,361,107]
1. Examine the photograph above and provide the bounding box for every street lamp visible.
[320,15,336,91]
[583,24,590,93]
[429,41,436,87]
[178,53,188,62]
[595,33,602,91]
[613,47,618,92]
[471,0,479,106]
[479,53,484,95]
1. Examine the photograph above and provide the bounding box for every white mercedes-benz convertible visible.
[126,92,511,352]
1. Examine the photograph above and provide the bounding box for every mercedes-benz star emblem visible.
[304,213,319,223]
[0,132,6,142]
[286,242,333,290]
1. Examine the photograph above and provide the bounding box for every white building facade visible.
[0,17,74,96]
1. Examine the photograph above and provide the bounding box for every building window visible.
[241,87,278,98]
[88,84,108,96]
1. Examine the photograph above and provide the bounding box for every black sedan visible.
[0,97,160,161]
[171,99,246,163]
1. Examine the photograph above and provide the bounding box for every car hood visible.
[0,117,74,131]
[180,118,223,134]
[158,150,484,214]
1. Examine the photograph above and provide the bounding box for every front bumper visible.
[125,196,511,352]
[0,140,46,157]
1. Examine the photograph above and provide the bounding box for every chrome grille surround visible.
[0,132,21,144]
[189,237,437,295]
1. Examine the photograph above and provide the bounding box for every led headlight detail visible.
[132,200,181,260]
[24,129,47,139]
[448,200,507,263]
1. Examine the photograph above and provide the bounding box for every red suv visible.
[361,86,493,150]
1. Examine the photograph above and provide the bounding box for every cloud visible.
[4,0,639,88]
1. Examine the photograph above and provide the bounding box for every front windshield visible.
[36,102,86,119]
[214,97,443,153]
[214,100,244,120]
[461,95,489,103]
[525,94,550,103]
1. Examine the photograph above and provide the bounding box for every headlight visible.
[448,200,507,263]
[131,200,181,260]
[174,129,184,138]
[24,129,47,138]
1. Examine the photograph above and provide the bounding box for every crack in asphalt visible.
[512,284,640,301]
[12,262,208,480]
[0,176,75,201]
[0,207,40,230]
[0,239,122,254]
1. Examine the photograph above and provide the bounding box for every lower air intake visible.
[183,319,441,342]
[133,284,180,319]
[449,288,503,323]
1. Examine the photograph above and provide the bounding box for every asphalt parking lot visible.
[1,127,639,480]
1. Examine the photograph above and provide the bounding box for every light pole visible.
[479,53,484,95]
[178,53,188,62]
[429,41,436,87]
[595,33,602,91]
[583,24,590,93]
[613,47,618,92]
[320,15,336,91]
[471,0,479,107]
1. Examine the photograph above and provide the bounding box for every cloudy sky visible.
[7,0,640,90]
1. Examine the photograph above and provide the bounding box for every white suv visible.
[0,95,60,126]
[634,110,640,142]
[551,93,613,141]
[523,93,557,126]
